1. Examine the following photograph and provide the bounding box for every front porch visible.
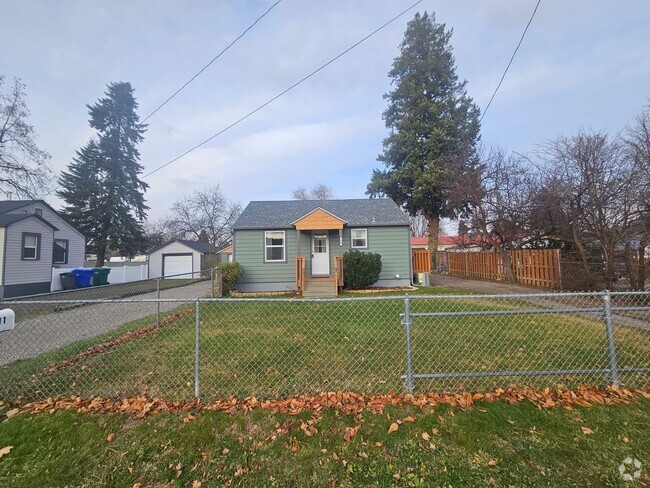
[292,208,346,297]
[296,255,343,297]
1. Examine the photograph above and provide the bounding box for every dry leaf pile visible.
[4,385,648,421]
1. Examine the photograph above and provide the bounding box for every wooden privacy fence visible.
[412,249,431,273]
[442,249,562,289]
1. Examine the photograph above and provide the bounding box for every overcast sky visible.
[2,0,649,221]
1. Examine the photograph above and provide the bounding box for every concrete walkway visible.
[0,281,211,366]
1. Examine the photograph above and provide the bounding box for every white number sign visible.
[0,309,15,332]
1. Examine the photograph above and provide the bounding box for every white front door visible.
[311,233,330,276]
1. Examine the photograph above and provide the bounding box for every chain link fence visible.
[2,268,221,321]
[0,291,648,402]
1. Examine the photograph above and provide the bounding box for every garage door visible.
[163,254,193,278]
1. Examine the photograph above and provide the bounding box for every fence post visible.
[602,290,620,386]
[156,278,161,328]
[403,295,414,394]
[211,267,215,299]
[195,299,201,399]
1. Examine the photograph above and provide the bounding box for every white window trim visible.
[350,228,368,249]
[264,230,286,263]
[22,233,40,260]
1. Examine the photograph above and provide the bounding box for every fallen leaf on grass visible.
[284,437,300,452]
[343,425,360,442]
[488,459,497,467]
[421,432,431,441]
[402,416,416,422]
[581,427,594,435]
[183,413,196,424]
[300,421,318,437]
[222,448,230,455]
[375,441,382,447]
[192,481,202,488]
[106,433,116,442]
[5,408,19,419]
[388,422,399,434]
[0,446,13,458]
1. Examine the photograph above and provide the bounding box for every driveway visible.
[0,280,212,367]
[430,274,650,331]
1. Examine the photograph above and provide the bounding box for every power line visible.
[141,0,282,123]
[479,0,541,123]
[143,0,424,178]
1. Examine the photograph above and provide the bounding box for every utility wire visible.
[141,0,282,123]
[479,0,541,123]
[143,0,424,178]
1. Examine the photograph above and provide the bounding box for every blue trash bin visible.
[72,268,94,288]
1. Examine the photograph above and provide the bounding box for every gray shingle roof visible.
[0,200,36,213]
[0,213,58,230]
[233,199,409,229]
[148,238,219,255]
[177,239,219,253]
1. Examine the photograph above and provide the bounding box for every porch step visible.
[303,277,338,297]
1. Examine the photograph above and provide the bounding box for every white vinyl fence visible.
[51,265,149,291]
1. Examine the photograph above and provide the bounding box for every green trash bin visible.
[91,267,111,286]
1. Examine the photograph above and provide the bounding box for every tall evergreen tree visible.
[367,12,480,267]
[58,82,148,265]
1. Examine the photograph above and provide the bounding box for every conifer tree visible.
[367,12,480,267]
[58,82,148,265]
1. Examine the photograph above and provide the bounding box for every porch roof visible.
[292,207,346,230]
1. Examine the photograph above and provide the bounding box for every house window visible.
[53,239,69,264]
[35,208,43,217]
[22,233,40,260]
[351,228,368,249]
[264,231,285,262]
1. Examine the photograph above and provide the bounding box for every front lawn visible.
[0,398,648,487]
[1,290,649,401]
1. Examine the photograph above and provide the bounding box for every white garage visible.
[147,239,219,279]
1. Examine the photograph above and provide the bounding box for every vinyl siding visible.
[234,225,410,285]
[148,242,202,278]
[3,218,54,286]
[235,229,297,284]
[0,228,5,285]
[6,203,85,267]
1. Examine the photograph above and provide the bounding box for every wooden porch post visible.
[296,229,301,257]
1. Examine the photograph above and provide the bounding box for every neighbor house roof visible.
[233,199,409,229]
[0,199,85,238]
[0,213,58,230]
[411,236,428,246]
[148,238,219,255]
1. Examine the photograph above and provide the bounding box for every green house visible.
[232,199,412,296]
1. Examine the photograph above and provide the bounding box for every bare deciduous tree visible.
[624,105,650,289]
[461,148,536,282]
[409,211,429,237]
[536,130,639,289]
[167,186,241,248]
[291,183,334,200]
[143,216,175,251]
[0,76,52,198]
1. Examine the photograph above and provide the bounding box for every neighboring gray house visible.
[0,200,86,298]
[148,239,218,278]
[232,199,412,296]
